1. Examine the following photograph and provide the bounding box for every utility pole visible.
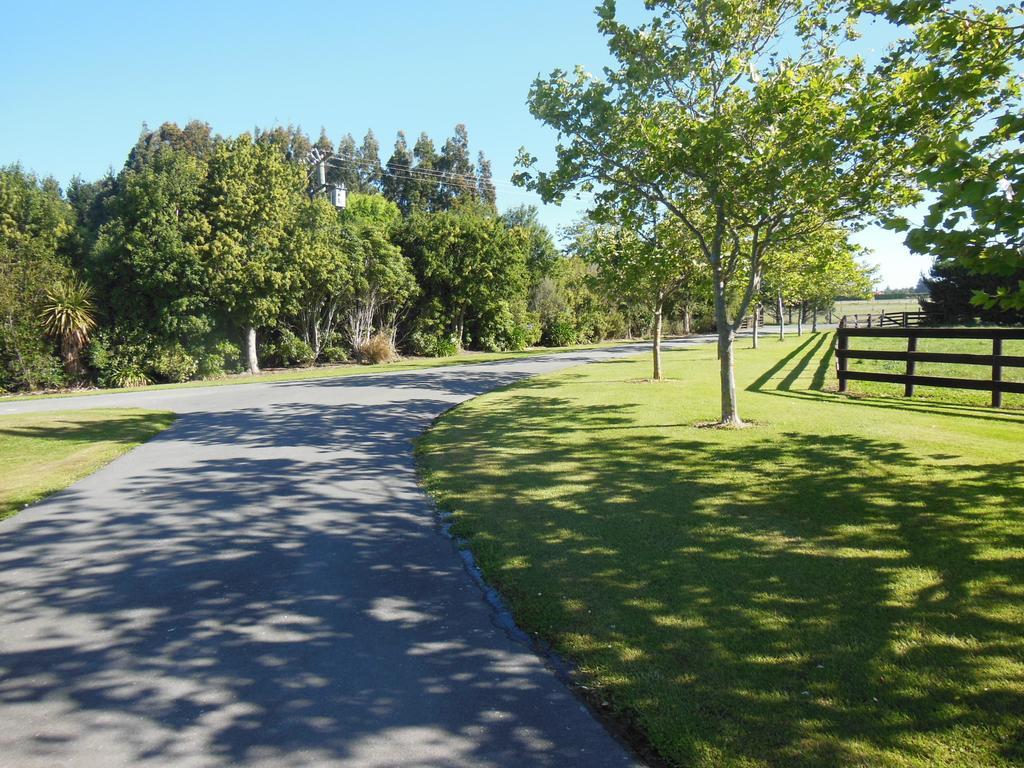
[305,148,347,210]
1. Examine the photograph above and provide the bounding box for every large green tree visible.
[383,131,416,214]
[340,193,417,350]
[0,165,77,390]
[436,124,476,210]
[284,195,358,358]
[873,2,1023,310]
[515,0,963,425]
[90,147,212,348]
[401,204,530,350]
[202,135,304,374]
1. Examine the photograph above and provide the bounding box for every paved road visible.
[0,338,713,767]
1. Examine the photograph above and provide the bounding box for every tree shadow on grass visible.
[421,383,1024,767]
[0,411,175,446]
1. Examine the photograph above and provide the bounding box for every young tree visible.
[284,196,357,358]
[762,228,874,337]
[585,205,705,379]
[39,278,96,377]
[202,135,303,374]
[515,0,954,425]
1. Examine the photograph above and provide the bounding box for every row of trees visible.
[3,122,708,393]
[515,0,1022,425]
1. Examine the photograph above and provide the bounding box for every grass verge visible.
[0,409,176,521]
[417,332,1024,768]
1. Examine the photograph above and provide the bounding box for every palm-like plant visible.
[40,279,97,377]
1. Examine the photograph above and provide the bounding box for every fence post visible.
[837,330,848,392]
[867,314,873,329]
[993,337,1003,408]
[905,335,917,397]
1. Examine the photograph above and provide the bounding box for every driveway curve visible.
[0,338,712,767]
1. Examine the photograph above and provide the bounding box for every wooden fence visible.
[835,326,1024,408]
[838,311,926,329]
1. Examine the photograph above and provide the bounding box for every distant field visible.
[834,298,923,317]
[769,298,925,326]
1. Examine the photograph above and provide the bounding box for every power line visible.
[323,153,521,192]
[325,158,490,195]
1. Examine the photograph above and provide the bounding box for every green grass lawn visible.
[0,341,628,403]
[0,409,176,521]
[417,332,1024,768]
[841,334,1024,408]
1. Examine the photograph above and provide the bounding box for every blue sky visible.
[2,0,931,288]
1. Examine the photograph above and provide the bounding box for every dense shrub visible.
[478,305,541,352]
[152,343,198,383]
[543,314,578,347]
[409,330,459,357]
[194,338,243,378]
[0,325,66,392]
[89,330,153,388]
[262,329,315,368]
[356,331,399,363]
[320,345,349,364]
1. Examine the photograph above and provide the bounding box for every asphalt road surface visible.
[0,338,714,767]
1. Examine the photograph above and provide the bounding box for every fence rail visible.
[835,326,1024,408]
[838,311,926,329]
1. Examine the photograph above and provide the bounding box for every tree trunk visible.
[714,278,742,426]
[752,304,760,349]
[812,305,818,333]
[456,307,466,350]
[683,304,692,335]
[652,293,664,380]
[777,292,785,340]
[797,300,804,336]
[246,326,259,375]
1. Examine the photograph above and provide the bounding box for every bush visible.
[356,331,399,364]
[262,329,315,368]
[320,345,349,364]
[543,314,578,347]
[409,330,459,357]
[0,327,65,391]
[152,343,197,383]
[105,363,151,389]
[478,306,541,352]
[89,330,152,389]
[194,339,243,378]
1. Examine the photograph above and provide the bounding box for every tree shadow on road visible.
[0,393,631,766]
